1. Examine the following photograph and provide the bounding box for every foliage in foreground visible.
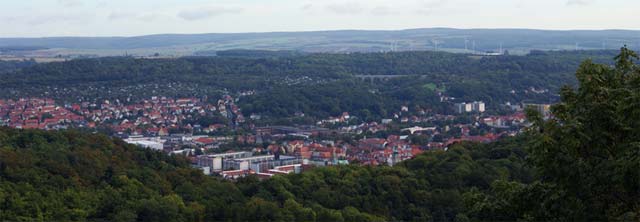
[0,127,531,221]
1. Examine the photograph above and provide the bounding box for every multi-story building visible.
[197,151,253,172]
[472,101,486,113]
[455,102,473,113]
[455,101,485,113]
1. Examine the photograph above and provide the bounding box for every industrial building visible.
[124,136,165,150]
[196,151,302,174]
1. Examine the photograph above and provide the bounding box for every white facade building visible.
[455,101,485,113]
[472,101,486,113]
[124,137,165,150]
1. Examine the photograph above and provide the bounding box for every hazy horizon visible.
[2,0,639,38]
[3,27,640,39]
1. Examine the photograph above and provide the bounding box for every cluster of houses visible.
[192,135,426,180]
[0,96,247,134]
[122,113,521,180]
[481,112,528,128]
[0,98,85,129]
[337,121,389,134]
[73,95,243,135]
[1,96,550,181]
[318,112,352,124]
[350,136,424,166]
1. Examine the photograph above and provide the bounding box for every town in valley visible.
[0,92,550,179]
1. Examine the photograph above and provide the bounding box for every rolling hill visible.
[1,28,639,57]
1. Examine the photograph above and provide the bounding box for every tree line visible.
[0,50,619,120]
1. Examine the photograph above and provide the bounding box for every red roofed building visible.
[23,119,40,129]
[194,137,216,148]
[358,138,387,151]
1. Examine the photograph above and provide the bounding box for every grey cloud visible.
[10,14,90,26]
[138,13,169,22]
[108,11,136,20]
[325,2,364,15]
[301,4,313,11]
[57,0,82,7]
[370,6,397,16]
[566,0,595,6]
[414,0,447,15]
[322,1,448,16]
[97,1,108,8]
[108,12,171,22]
[178,6,243,21]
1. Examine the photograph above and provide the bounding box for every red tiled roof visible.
[195,137,215,144]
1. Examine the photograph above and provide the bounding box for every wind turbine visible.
[432,39,439,51]
[472,40,476,54]
[464,37,469,52]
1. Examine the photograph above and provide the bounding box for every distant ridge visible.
[1,28,639,55]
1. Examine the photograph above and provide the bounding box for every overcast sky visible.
[1,0,639,37]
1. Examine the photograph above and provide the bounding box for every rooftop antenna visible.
[575,42,579,51]
[499,42,503,54]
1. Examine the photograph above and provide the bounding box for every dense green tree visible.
[524,47,640,220]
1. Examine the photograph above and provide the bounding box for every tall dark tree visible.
[525,47,640,221]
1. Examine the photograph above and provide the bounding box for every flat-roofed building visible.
[197,151,253,171]
[124,137,165,150]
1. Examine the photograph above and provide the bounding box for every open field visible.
[2,28,639,58]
